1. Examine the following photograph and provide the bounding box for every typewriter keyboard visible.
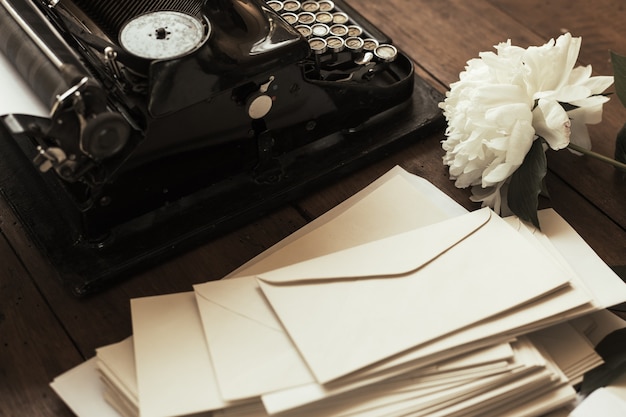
[266,0,399,76]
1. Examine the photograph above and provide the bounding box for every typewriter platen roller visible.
[0,0,443,294]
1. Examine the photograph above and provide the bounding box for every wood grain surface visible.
[1,1,624,415]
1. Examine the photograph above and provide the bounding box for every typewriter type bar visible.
[0,0,443,293]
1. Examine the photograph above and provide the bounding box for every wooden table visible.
[1,0,625,415]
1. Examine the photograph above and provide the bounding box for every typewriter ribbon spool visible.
[119,11,208,60]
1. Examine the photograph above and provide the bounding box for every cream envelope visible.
[193,276,315,401]
[227,166,468,279]
[131,292,234,417]
[257,208,574,384]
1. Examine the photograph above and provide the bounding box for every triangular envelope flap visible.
[194,276,281,330]
[258,207,492,284]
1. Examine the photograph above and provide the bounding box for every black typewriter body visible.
[0,0,443,294]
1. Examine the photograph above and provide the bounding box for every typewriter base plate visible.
[0,75,444,295]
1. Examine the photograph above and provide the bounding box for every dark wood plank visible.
[0,233,78,417]
[347,0,541,88]
[489,0,626,76]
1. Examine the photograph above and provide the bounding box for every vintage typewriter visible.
[0,0,442,294]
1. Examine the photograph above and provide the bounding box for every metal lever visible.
[49,76,88,117]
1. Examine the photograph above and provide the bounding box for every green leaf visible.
[507,139,547,229]
[611,51,626,108]
[616,122,626,165]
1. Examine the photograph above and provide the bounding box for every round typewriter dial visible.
[119,11,207,60]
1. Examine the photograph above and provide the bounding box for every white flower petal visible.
[532,99,571,150]
[579,75,615,95]
[567,101,606,125]
[568,65,593,84]
[538,85,591,103]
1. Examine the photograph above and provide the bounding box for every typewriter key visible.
[281,12,298,24]
[362,38,379,52]
[282,0,301,12]
[347,25,363,37]
[295,24,312,38]
[308,37,328,54]
[329,24,348,37]
[267,0,283,12]
[332,12,349,24]
[374,44,398,62]
[297,12,316,25]
[300,1,320,12]
[345,36,364,53]
[318,0,334,12]
[310,23,330,37]
[326,36,345,53]
[315,11,334,24]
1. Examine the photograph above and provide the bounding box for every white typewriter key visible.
[267,0,283,12]
[308,37,328,54]
[310,23,330,37]
[282,0,301,12]
[300,1,320,12]
[329,24,348,37]
[347,25,363,37]
[362,38,379,52]
[326,36,345,53]
[315,11,334,24]
[281,12,298,24]
[318,0,335,12]
[295,24,312,38]
[374,44,398,62]
[345,36,364,53]
[297,12,316,25]
[332,12,349,24]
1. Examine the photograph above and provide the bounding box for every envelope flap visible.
[194,276,281,330]
[258,208,492,284]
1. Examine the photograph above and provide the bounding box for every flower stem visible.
[567,142,626,171]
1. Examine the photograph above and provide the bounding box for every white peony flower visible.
[440,33,613,213]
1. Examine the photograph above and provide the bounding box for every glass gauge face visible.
[119,11,207,60]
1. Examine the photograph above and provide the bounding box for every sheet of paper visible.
[570,388,626,417]
[507,210,626,309]
[131,292,232,417]
[96,337,138,408]
[0,52,48,117]
[50,357,122,417]
[529,321,602,383]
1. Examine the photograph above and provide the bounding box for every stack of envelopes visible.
[51,166,626,417]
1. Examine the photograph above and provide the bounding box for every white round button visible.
[248,95,273,119]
